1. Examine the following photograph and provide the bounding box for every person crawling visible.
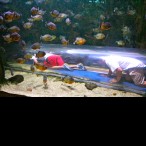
[97,55,146,87]
[31,51,86,71]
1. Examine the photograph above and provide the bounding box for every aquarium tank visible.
[0,0,146,97]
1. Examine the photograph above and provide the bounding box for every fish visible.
[94,33,105,40]
[62,76,74,84]
[60,36,69,46]
[12,11,21,21]
[36,51,46,58]
[31,42,41,50]
[2,34,13,43]
[25,1,33,5]
[31,14,43,21]
[23,22,33,29]
[100,22,112,31]
[121,26,131,36]
[58,13,68,19]
[34,62,47,71]
[46,22,57,30]
[65,18,71,25]
[37,10,46,15]
[40,34,56,42]
[127,10,136,15]
[24,53,33,60]
[100,14,105,20]
[73,37,86,45]
[16,58,26,64]
[116,40,125,47]
[31,7,39,15]
[50,10,60,17]
[10,32,21,42]
[3,11,14,23]
[7,26,20,33]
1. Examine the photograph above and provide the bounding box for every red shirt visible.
[44,55,64,67]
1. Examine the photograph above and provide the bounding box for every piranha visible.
[8,26,20,33]
[16,58,26,64]
[0,16,4,24]
[65,18,71,25]
[31,14,43,21]
[31,7,39,15]
[50,10,60,17]
[73,37,86,45]
[40,34,56,42]
[60,36,69,46]
[3,11,14,23]
[116,40,125,47]
[23,22,33,29]
[34,62,47,71]
[62,76,74,84]
[46,22,57,31]
[100,22,112,31]
[94,33,105,40]
[31,42,41,50]
[24,53,33,60]
[10,32,21,42]
[19,40,26,50]
[3,34,13,43]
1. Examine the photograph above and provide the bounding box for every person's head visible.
[36,51,46,58]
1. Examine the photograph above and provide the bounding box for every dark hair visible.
[36,51,46,58]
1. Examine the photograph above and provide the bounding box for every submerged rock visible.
[8,75,24,84]
[85,82,97,90]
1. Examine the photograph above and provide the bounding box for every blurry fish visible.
[31,42,41,50]
[23,22,33,29]
[73,37,86,45]
[10,32,21,42]
[3,34,13,43]
[58,13,68,19]
[74,14,83,20]
[0,16,4,24]
[13,11,21,21]
[34,62,47,71]
[65,18,71,25]
[100,14,105,20]
[40,34,56,42]
[31,7,39,15]
[54,17,63,23]
[62,76,74,84]
[60,36,69,46]
[19,40,26,50]
[16,58,26,64]
[50,10,60,17]
[25,1,33,5]
[36,51,46,58]
[37,10,46,15]
[31,14,43,21]
[8,26,20,33]
[94,33,105,40]
[127,10,136,15]
[116,40,125,47]
[3,11,14,23]
[121,26,131,36]
[30,64,35,73]
[92,28,100,33]
[24,53,33,60]
[100,22,112,31]
[45,22,56,30]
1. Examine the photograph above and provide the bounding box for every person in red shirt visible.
[31,51,86,71]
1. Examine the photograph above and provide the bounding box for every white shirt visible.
[100,55,146,73]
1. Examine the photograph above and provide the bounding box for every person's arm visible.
[107,68,112,77]
[110,67,123,83]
